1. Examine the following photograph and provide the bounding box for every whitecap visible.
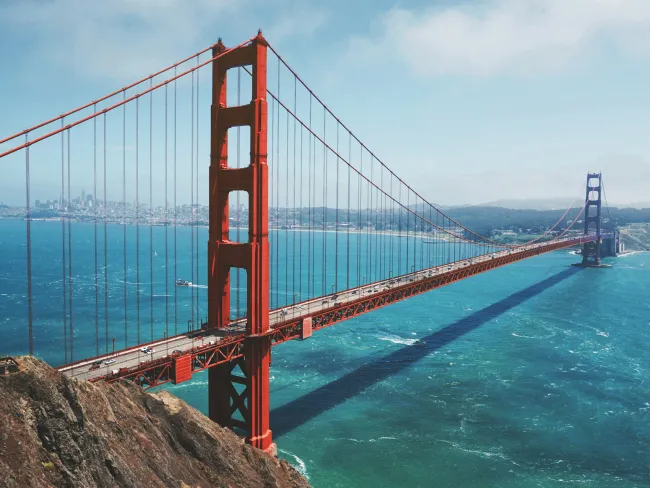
[278,449,309,480]
[377,334,419,346]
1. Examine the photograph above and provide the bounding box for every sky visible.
[0,0,649,208]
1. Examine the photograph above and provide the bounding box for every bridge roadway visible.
[59,235,597,383]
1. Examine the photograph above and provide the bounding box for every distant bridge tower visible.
[207,32,275,455]
[581,173,603,266]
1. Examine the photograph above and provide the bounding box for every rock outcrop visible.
[0,357,310,488]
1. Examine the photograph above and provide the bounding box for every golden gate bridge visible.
[0,31,618,455]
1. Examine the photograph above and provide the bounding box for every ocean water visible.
[1,220,650,487]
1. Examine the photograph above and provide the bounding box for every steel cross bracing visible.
[58,233,606,388]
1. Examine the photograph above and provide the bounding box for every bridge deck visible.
[58,235,601,386]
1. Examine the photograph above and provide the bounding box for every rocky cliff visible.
[0,357,310,488]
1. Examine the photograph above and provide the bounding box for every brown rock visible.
[0,357,310,488]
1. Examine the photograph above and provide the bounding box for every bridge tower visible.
[580,172,603,266]
[207,32,274,455]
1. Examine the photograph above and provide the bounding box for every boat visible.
[176,279,192,286]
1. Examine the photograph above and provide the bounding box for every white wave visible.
[377,334,419,346]
[324,436,397,444]
[437,439,520,467]
[618,251,648,258]
[278,449,309,480]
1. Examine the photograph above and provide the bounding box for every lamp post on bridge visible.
[112,337,116,355]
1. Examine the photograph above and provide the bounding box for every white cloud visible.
[1,0,330,83]
[3,0,240,81]
[348,0,650,77]
[265,5,330,44]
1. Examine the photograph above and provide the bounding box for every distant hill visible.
[480,198,579,211]
[480,198,649,211]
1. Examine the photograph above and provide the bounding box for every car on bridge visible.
[140,346,154,354]
[89,360,102,371]
[103,358,116,365]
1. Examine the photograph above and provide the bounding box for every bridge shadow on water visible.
[271,266,581,437]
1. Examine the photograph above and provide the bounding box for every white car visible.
[103,358,116,365]
[140,347,153,354]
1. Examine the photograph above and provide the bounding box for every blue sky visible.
[0,0,649,207]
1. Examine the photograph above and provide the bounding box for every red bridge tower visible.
[207,32,274,455]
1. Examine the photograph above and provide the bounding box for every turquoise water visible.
[2,220,650,487]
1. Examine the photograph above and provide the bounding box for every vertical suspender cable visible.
[103,114,109,353]
[379,169,383,278]
[388,173,395,278]
[346,131,351,290]
[357,145,361,286]
[369,155,373,282]
[61,119,67,363]
[165,84,169,337]
[307,96,312,302]
[299,123,303,303]
[173,67,178,335]
[236,68,241,317]
[285,90,290,306]
[67,129,74,362]
[292,76,297,304]
[122,91,128,348]
[190,69,195,330]
[406,188,410,276]
[335,123,339,292]
[276,58,281,308]
[269,90,274,308]
[136,98,141,344]
[25,136,33,356]
[397,183,400,274]
[150,79,154,339]
[93,105,99,356]
[322,109,327,297]
[366,151,370,283]
[196,56,200,323]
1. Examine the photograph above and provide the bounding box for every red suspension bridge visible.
[0,32,618,455]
